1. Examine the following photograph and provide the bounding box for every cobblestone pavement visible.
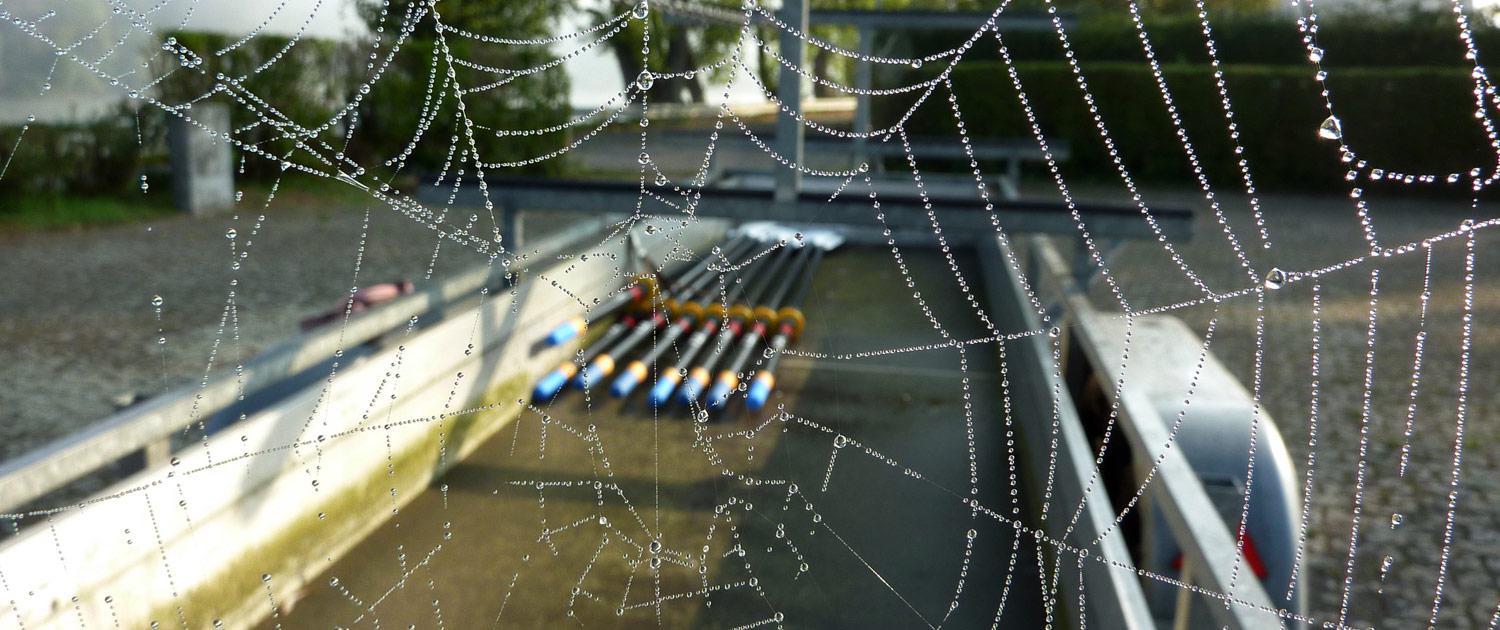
[1076,187,1500,628]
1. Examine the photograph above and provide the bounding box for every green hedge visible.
[911,14,1494,67]
[1,31,347,200]
[345,38,570,178]
[1,28,571,206]
[0,105,159,199]
[155,31,355,181]
[886,62,1488,191]
[155,31,570,179]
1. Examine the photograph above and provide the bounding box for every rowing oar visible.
[705,239,828,412]
[540,232,747,347]
[647,241,789,408]
[532,312,640,400]
[743,230,842,410]
[573,237,757,390]
[609,238,760,398]
[532,234,747,400]
[676,243,805,407]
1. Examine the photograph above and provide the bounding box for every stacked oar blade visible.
[531,229,756,400]
[531,223,841,415]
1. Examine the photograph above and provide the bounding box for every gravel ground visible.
[1066,185,1500,628]
[0,186,487,464]
[2,177,1496,627]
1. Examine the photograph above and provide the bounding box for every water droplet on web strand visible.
[636,70,654,92]
[1263,268,1287,290]
[1317,116,1342,141]
[632,1,649,19]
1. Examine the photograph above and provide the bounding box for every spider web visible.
[0,0,1497,628]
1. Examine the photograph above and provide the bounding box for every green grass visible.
[246,172,377,206]
[0,195,174,232]
[0,173,381,233]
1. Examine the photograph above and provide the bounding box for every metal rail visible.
[427,177,1193,244]
[976,233,1157,629]
[0,217,613,514]
[1027,236,1282,629]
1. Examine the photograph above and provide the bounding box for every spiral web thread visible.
[0,0,1497,627]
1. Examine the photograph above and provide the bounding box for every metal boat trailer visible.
[0,170,1303,627]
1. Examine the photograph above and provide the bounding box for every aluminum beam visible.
[0,218,611,513]
[1030,236,1282,629]
[423,178,1194,244]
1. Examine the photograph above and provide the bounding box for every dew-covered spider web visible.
[0,0,1498,628]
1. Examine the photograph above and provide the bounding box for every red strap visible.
[1170,531,1268,580]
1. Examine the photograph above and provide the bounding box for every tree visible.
[588,1,748,105]
[350,0,574,175]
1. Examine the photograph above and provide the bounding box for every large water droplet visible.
[1263,267,1287,290]
[1317,116,1342,141]
[635,70,654,92]
[632,1,649,20]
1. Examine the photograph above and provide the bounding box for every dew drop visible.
[1317,116,1342,141]
[1263,268,1287,290]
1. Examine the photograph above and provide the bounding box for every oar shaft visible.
[743,246,829,411]
[543,234,748,346]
